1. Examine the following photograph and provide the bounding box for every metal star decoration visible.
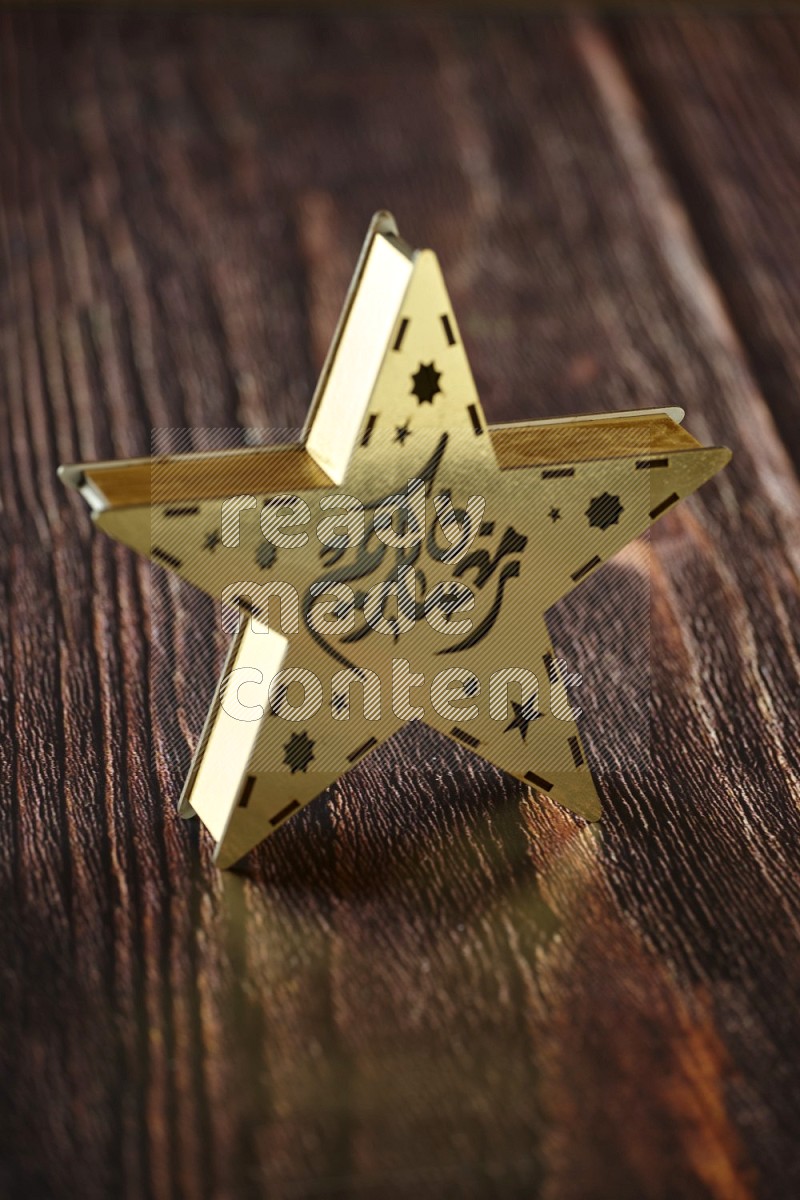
[60,212,731,868]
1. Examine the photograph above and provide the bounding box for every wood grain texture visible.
[0,10,799,1199]
[613,13,800,474]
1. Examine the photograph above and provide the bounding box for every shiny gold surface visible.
[60,214,731,868]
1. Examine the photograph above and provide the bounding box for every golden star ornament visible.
[60,213,731,868]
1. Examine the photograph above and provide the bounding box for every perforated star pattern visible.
[60,213,731,867]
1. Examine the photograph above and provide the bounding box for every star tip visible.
[57,463,83,489]
[561,790,603,823]
[581,798,603,823]
[414,247,442,270]
[548,772,603,822]
[709,445,733,474]
[370,210,399,238]
[213,841,241,871]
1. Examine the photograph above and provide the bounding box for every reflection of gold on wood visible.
[60,213,731,868]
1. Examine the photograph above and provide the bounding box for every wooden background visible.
[1,10,800,1199]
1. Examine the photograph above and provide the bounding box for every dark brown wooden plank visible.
[0,10,798,1199]
[613,13,800,473]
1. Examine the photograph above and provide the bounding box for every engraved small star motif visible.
[394,420,412,445]
[504,699,541,742]
[411,362,442,405]
[549,507,561,523]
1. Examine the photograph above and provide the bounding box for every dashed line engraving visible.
[347,737,378,763]
[451,726,481,748]
[238,776,257,809]
[571,555,601,582]
[525,771,553,792]
[270,799,301,826]
[636,458,669,470]
[393,318,409,351]
[569,736,584,768]
[361,414,378,446]
[467,404,484,436]
[650,493,680,519]
[153,547,182,569]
